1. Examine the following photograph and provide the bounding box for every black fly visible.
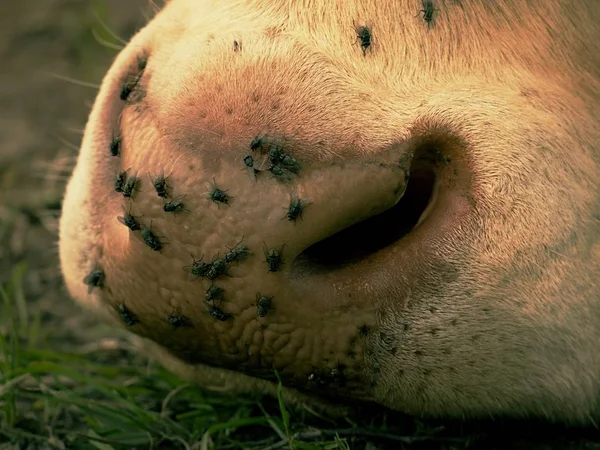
[151,170,170,198]
[117,303,140,327]
[242,154,261,179]
[122,172,139,199]
[120,73,143,101]
[280,154,300,174]
[141,221,163,251]
[209,179,231,206]
[353,22,372,56]
[263,243,285,272]
[137,55,148,71]
[83,265,104,294]
[117,205,141,231]
[250,136,265,152]
[268,145,286,164]
[205,284,225,302]
[269,165,284,179]
[163,196,187,216]
[415,0,438,28]
[166,310,191,329]
[186,255,212,278]
[282,195,310,222]
[243,155,255,169]
[209,305,233,322]
[224,237,251,264]
[114,169,130,193]
[110,135,121,157]
[206,257,229,280]
[256,294,274,318]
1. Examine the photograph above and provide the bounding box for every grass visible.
[0,265,467,450]
[2,268,600,450]
[0,264,313,449]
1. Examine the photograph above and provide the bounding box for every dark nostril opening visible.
[295,145,439,271]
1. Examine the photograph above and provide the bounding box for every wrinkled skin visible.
[59,0,600,423]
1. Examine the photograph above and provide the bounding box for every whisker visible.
[91,28,124,51]
[545,247,575,261]
[47,73,100,89]
[148,0,164,14]
[92,10,129,45]
[59,125,85,135]
[32,150,77,185]
[32,163,75,177]
[141,6,153,22]
[50,133,80,152]
[33,154,77,168]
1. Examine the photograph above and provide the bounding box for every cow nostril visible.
[295,147,438,271]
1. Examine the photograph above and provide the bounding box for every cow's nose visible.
[62,32,449,395]
[293,146,437,272]
[250,140,413,273]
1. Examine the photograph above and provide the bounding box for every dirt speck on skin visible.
[0,0,153,347]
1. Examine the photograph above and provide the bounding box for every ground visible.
[0,1,598,448]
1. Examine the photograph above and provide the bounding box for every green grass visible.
[3,267,598,450]
[0,265,466,450]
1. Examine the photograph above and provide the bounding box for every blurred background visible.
[0,0,151,349]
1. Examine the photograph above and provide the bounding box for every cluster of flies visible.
[113,170,232,251]
[184,238,281,322]
[90,146,294,328]
[243,136,301,182]
[185,238,251,322]
[84,5,439,387]
[89,17,387,334]
[100,132,306,328]
[108,167,239,325]
[83,54,234,328]
[243,136,310,222]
